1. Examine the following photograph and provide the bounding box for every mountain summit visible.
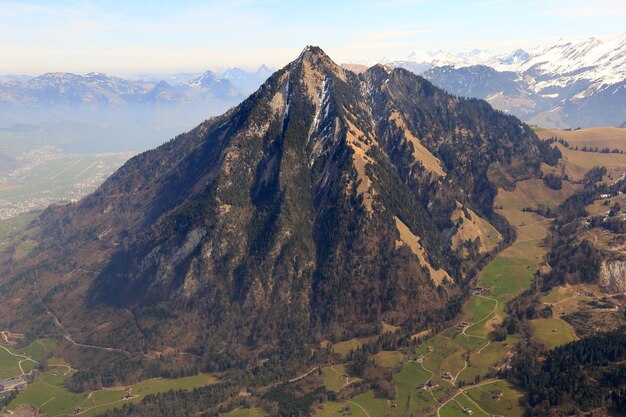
[0,46,557,377]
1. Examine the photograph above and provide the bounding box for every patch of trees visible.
[507,287,553,323]
[543,136,570,148]
[584,166,608,186]
[522,204,556,218]
[508,329,626,416]
[67,354,201,393]
[554,188,597,225]
[96,381,240,417]
[543,136,625,154]
[490,315,522,341]
[542,173,606,289]
[263,385,327,417]
[545,236,601,288]
[542,173,562,190]
[603,216,626,233]
[577,146,625,154]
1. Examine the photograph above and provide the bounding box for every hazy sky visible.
[1,0,625,75]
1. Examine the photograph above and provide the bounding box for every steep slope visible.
[0,47,555,376]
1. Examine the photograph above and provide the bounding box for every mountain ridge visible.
[380,33,626,128]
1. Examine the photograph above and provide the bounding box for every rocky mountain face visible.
[388,34,626,129]
[0,47,556,372]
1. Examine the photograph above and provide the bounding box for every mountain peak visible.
[298,45,328,60]
[295,45,339,71]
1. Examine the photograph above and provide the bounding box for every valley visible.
[0,150,132,221]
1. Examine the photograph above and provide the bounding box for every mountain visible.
[0,72,246,152]
[221,65,275,94]
[0,71,241,107]
[423,65,523,98]
[0,47,557,381]
[382,48,496,73]
[387,33,626,128]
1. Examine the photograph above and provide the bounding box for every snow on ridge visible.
[380,32,626,94]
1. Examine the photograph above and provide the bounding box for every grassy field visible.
[541,143,626,183]
[451,204,502,254]
[392,362,437,413]
[0,211,39,250]
[373,351,403,368]
[465,380,526,417]
[440,393,489,417]
[313,401,369,417]
[222,407,268,417]
[322,364,360,392]
[0,338,57,379]
[537,127,626,151]
[531,317,578,349]
[332,336,375,357]
[0,347,23,379]
[537,127,626,184]
[350,390,393,417]
[9,370,217,417]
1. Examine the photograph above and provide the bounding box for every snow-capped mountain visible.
[384,33,626,128]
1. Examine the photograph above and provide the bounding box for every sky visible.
[0,0,625,75]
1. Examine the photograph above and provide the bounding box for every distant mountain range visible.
[380,33,626,128]
[0,66,275,152]
[0,34,622,142]
[0,66,275,107]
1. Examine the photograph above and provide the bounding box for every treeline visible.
[542,137,625,154]
[508,329,626,416]
[96,381,240,417]
[67,354,201,393]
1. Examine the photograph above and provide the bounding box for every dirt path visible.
[348,400,372,417]
[330,365,361,389]
[48,363,77,376]
[452,360,467,384]
[32,282,131,355]
[436,379,502,417]
[0,344,39,376]
[461,295,498,356]
[288,367,318,383]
